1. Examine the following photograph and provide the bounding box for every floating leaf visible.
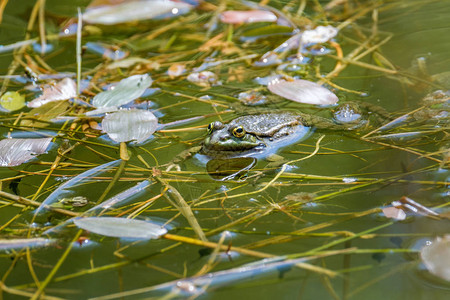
[83,0,193,25]
[0,238,55,250]
[102,109,158,143]
[420,235,450,281]
[0,91,26,111]
[92,74,152,108]
[268,79,338,105]
[74,217,167,239]
[20,101,71,128]
[27,78,77,108]
[220,10,277,24]
[0,138,52,167]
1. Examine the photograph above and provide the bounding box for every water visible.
[0,0,449,299]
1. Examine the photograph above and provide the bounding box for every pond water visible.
[0,0,449,299]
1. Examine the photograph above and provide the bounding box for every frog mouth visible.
[201,141,266,153]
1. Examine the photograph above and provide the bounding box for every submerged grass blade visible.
[159,179,208,242]
[0,238,55,250]
[30,230,82,300]
[36,160,121,214]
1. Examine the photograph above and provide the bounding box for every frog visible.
[59,196,89,207]
[201,111,351,158]
[164,104,391,172]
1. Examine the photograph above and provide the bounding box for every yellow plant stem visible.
[30,230,82,300]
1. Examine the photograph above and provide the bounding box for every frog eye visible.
[232,126,246,138]
[207,122,215,134]
[207,121,223,134]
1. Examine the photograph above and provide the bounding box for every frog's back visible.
[229,112,299,137]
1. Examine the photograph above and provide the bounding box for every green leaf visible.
[0,91,26,111]
[20,101,71,128]
[92,74,152,108]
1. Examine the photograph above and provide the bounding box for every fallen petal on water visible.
[83,0,193,25]
[220,10,277,24]
[268,79,338,105]
[102,109,158,143]
[382,206,406,220]
[0,138,52,167]
[27,78,77,108]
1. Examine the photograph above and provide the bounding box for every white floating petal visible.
[268,79,338,105]
[102,109,158,143]
[92,74,152,108]
[74,217,167,239]
[0,138,52,167]
[27,78,77,108]
[220,10,277,24]
[302,25,338,44]
[382,206,406,220]
[421,236,450,281]
[83,0,192,25]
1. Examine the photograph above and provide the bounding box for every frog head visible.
[202,121,261,152]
